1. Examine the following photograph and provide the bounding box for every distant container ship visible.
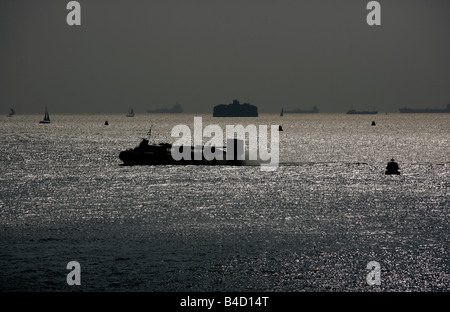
[346,109,378,115]
[213,99,258,117]
[147,104,183,114]
[283,105,319,114]
[399,103,450,113]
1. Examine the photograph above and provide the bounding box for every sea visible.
[0,113,448,292]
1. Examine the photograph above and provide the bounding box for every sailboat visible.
[7,108,16,117]
[126,108,135,117]
[39,107,51,124]
[280,108,284,116]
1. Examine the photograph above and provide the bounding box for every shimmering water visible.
[0,113,448,291]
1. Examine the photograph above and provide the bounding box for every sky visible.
[1,0,449,114]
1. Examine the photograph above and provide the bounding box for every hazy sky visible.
[1,0,449,114]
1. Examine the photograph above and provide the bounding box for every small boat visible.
[105,121,109,125]
[385,158,400,175]
[126,108,135,117]
[371,121,376,126]
[278,125,283,131]
[39,107,51,124]
[7,108,16,117]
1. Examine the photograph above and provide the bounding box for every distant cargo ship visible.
[346,109,378,115]
[399,103,450,113]
[283,105,319,114]
[147,104,183,114]
[213,99,258,117]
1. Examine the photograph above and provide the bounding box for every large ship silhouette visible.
[399,103,450,113]
[119,138,246,166]
[346,108,377,114]
[213,100,258,117]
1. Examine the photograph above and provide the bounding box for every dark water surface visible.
[1,114,448,291]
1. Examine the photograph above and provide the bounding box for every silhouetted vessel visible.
[371,121,376,126]
[119,138,245,166]
[280,108,283,116]
[7,108,16,117]
[126,108,135,117]
[39,107,50,124]
[213,100,258,117]
[399,103,450,113]
[284,105,319,114]
[347,109,377,115]
[147,104,184,114]
[385,159,400,175]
